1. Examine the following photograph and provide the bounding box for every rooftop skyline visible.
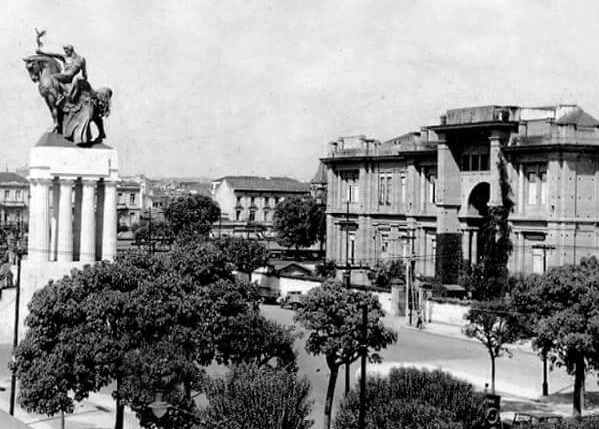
[2,0,599,180]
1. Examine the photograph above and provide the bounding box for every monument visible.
[19,30,118,333]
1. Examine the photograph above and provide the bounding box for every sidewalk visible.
[383,314,537,355]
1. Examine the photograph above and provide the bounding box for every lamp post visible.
[358,303,368,429]
[532,243,555,397]
[9,221,23,416]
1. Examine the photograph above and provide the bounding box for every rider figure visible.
[35,44,87,106]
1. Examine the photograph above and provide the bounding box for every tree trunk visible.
[114,376,124,429]
[324,365,339,429]
[573,356,585,419]
[490,353,496,394]
[345,361,350,396]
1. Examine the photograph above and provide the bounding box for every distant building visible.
[322,105,599,285]
[0,172,29,226]
[310,162,327,206]
[210,176,310,238]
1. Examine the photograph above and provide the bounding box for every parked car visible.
[503,412,563,428]
[278,291,304,310]
[259,286,279,304]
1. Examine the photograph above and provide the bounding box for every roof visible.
[0,173,28,184]
[310,163,327,184]
[215,176,310,193]
[556,107,599,127]
[118,180,140,188]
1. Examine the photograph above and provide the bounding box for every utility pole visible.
[9,222,22,416]
[344,199,351,396]
[344,200,350,288]
[533,243,555,397]
[358,303,368,429]
[405,227,416,325]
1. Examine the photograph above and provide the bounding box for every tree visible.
[273,196,325,255]
[12,243,296,429]
[12,252,214,429]
[463,299,518,393]
[509,257,599,418]
[294,282,397,429]
[334,367,485,429]
[165,194,220,239]
[367,260,405,289]
[462,154,516,393]
[213,237,269,274]
[200,363,313,429]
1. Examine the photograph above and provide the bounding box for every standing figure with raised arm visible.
[35,43,87,106]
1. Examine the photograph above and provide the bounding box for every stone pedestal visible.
[27,133,119,263]
[19,133,119,337]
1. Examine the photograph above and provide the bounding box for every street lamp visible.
[9,221,23,416]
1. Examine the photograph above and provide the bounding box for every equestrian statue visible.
[23,29,112,145]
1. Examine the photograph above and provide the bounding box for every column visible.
[471,230,478,264]
[57,178,74,262]
[102,180,117,261]
[49,180,60,261]
[79,180,96,263]
[461,228,470,264]
[28,178,51,262]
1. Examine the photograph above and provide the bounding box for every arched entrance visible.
[464,182,490,264]
[468,182,490,217]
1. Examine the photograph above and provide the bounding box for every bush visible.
[315,260,337,279]
[334,367,485,429]
[200,363,313,429]
[367,260,405,289]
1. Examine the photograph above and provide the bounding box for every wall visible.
[251,272,321,298]
[424,299,469,327]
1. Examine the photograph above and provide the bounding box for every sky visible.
[1,0,599,180]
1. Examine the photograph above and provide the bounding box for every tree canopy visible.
[13,241,296,429]
[213,237,269,274]
[273,196,325,251]
[165,194,220,239]
[294,281,397,429]
[509,257,599,418]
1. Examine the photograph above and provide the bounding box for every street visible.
[0,304,597,428]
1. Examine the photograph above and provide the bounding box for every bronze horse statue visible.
[23,54,112,145]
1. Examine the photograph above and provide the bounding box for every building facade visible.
[0,173,29,227]
[210,176,311,238]
[323,105,599,285]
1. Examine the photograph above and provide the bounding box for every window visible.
[427,174,436,204]
[15,190,21,201]
[236,196,242,206]
[461,146,490,171]
[341,170,360,203]
[379,172,392,205]
[525,164,547,206]
[118,192,123,204]
[264,197,269,206]
[539,171,547,205]
[129,193,136,206]
[400,173,407,205]
[264,210,270,222]
[250,197,255,206]
[349,235,355,264]
[235,210,241,221]
[249,210,256,221]
[274,197,279,205]
[4,190,9,201]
